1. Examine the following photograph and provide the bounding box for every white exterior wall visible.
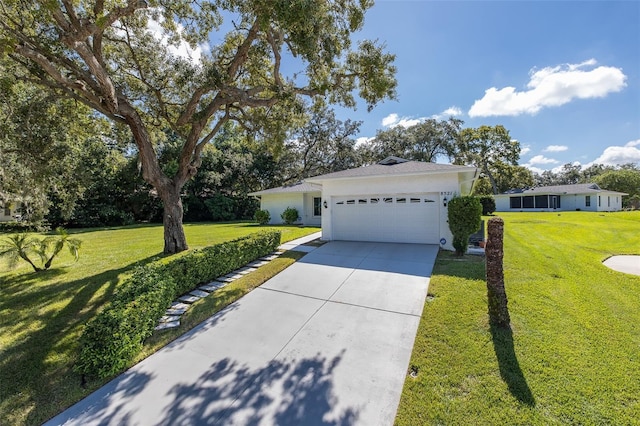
[260,193,304,224]
[319,173,460,251]
[596,192,624,212]
[259,192,322,225]
[0,203,15,222]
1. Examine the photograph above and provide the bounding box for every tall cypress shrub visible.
[447,196,482,256]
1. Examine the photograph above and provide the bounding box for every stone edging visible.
[154,249,285,330]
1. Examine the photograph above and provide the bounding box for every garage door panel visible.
[332,193,439,244]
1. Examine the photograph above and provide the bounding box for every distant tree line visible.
[3,86,638,229]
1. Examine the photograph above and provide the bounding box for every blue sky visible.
[343,0,640,173]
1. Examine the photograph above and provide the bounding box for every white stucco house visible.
[249,156,478,250]
[494,183,627,212]
[0,201,17,222]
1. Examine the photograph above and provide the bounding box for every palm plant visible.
[0,233,42,272]
[0,228,81,273]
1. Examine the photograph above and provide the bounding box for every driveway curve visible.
[46,241,438,426]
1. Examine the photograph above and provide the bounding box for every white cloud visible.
[146,14,208,63]
[381,113,399,127]
[525,165,546,175]
[520,145,531,156]
[544,145,569,152]
[381,113,425,128]
[431,106,463,120]
[590,139,640,166]
[527,155,560,165]
[468,59,627,117]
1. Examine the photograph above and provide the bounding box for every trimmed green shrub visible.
[447,196,482,256]
[76,268,176,378]
[76,230,281,378]
[254,209,271,225]
[479,195,496,215]
[281,207,299,225]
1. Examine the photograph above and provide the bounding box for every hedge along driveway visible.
[0,223,319,426]
[76,231,282,379]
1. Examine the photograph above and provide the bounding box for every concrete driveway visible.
[46,241,438,426]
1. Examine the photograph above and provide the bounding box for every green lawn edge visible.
[0,223,318,425]
[395,211,640,425]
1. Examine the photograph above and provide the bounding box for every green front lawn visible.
[0,222,319,425]
[396,211,640,425]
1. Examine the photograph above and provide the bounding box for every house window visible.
[534,195,548,208]
[522,196,534,208]
[370,198,379,204]
[358,199,367,204]
[396,197,406,203]
[383,197,393,203]
[313,197,322,216]
[510,197,522,208]
[608,196,610,207]
[3,205,10,216]
[598,196,601,207]
[410,198,420,203]
[346,199,355,205]
[585,196,591,207]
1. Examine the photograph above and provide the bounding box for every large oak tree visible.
[456,125,521,195]
[0,0,396,253]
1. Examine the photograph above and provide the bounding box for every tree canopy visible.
[358,117,462,164]
[1,0,397,253]
[455,125,521,195]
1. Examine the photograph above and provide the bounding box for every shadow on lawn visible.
[490,324,536,407]
[0,253,161,425]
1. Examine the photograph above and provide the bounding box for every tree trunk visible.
[486,216,510,328]
[122,107,189,255]
[484,164,499,195]
[157,184,189,254]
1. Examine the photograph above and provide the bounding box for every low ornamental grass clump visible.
[76,230,280,379]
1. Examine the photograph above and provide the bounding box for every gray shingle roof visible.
[501,183,627,195]
[306,160,475,182]
[248,182,321,196]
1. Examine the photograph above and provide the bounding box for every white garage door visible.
[331,193,440,243]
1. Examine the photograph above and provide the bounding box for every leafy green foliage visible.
[0,68,113,225]
[1,0,397,253]
[275,106,362,181]
[75,230,281,378]
[594,169,640,207]
[254,209,271,225]
[456,125,521,194]
[447,196,482,255]
[479,196,496,215]
[76,269,176,379]
[281,207,300,225]
[0,228,81,272]
[204,194,236,221]
[359,117,462,164]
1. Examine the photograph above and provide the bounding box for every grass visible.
[396,211,640,425]
[0,222,319,426]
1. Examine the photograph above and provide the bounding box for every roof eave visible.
[306,166,477,183]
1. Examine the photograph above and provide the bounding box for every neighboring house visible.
[0,201,17,222]
[495,183,627,212]
[251,156,478,250]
